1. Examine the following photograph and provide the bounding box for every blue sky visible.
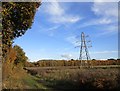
[14,1,118,62]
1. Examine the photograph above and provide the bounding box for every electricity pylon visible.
[75,32,92,67]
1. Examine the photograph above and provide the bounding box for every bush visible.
[13,45,28,66]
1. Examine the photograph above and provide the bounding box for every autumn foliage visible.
[25,59,120,67]
[2,2,41,61]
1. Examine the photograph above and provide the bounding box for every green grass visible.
[23,74,48,89]
[2,63,50,89]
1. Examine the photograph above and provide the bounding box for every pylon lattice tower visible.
[78,32,91,67]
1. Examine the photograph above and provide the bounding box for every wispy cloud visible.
[90,50,118,54]
[77,2,118,36]
[46,25,60,31]
[79,2,117,28]
[38,25,60,37]
[97,25,118,36]
[93,0,119,3]
[61,53,72,59]
[92,1,117,28]
[92,2,118,19]
[41,0,119,2]
[66,35,81,46]
[43,1,82,24]
[46,25,60,36]
[78,18,113,29]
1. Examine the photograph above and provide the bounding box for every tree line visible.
[25,59,120,67]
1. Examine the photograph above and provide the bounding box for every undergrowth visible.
[2,62,48,89]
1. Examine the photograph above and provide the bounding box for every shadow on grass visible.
[2,69,120,91]
[117,67,120,90]
[34,76,119,91]
[23,67,120,91]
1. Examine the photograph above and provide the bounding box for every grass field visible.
[25,66,120,90]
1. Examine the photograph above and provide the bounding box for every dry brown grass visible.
[2,62,49,89]
[2,62,28,89]
[26,67,120,90]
